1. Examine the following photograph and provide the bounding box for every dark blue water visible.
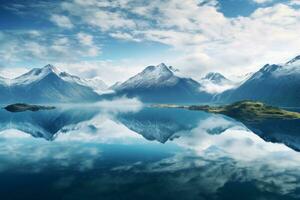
[0,104,300,200]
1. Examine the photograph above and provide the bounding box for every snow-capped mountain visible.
[113,63,212,103]
[0,64,105,103]
[10,64,107,89]
[10,64,61,86]
[199,72,237,94]
[217,55,300,107]
[203,72,230,84]
[115,63,177,90]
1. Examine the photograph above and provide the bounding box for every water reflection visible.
[237,118,300,151]
[0,104,300,199]
[0,107,99,140]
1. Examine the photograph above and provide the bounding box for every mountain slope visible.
[0,64,104,103]
[216,56,300,107]
[202,72,231,84]
[113,63,212,103]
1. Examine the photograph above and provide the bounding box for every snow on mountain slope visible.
[115,63,179,90]
[80,77,109,94]
[11,64,60,86]
[249,56,300,81]
[112,63,212,103]
[203,72,230,84]
[217,55,300,107]
[58,72,109,94]
[10,64,108,91]
[6,64,108,94]
[0,64,108,103]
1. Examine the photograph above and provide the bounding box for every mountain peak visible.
[115,63,178,90]
[203,72,229,84]
[42,64,60,74]
[142,63,173,76]
[44,64,55,68]
[259,64,281,74]
[144,63,169,70]
[204,72,225,79]
[11,64,63,85]
[157,63,167,68]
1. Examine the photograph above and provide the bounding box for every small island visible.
[4,103,56,113]
[154,100,300,121]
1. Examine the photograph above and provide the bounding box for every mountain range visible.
[111,63,212,103]
[216,55,300,107]
[0,65,105,103]
[1,55,300,106]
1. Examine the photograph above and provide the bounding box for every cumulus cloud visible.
[77,32,94,46]
[2,0,300,83]
[48,0,300,80]
[54,57,173,84]
[0,30,101,68]
[252,0,273,4]
[50,14,74,29]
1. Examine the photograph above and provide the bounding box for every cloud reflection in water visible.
[0,102,300,199]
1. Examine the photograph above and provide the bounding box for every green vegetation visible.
[4,103,55,113]
[154,100,300,121]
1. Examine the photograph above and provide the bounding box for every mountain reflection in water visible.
[0,104,300,200]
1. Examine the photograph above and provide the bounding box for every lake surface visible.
[1,103,300,200]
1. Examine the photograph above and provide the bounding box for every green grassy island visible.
[154,100,300,121]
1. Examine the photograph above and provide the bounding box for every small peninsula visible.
[154,100,300,121]
[4,103,56,113]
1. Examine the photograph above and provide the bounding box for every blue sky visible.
[0,0,300,84]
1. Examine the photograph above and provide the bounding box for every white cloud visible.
[50,14,74,29]
[0,67,28,79]
[76,32,101,56]
[109,32,140,42]
[77,32,94,46]
[252,0,273,4]
[3,0,300,83]
[54,60,147,84]
[61,1,136,31]
[49,0,300,81]
[199,80,238,94]
[0,30,102,68]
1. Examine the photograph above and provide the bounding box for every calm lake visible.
[0,103,300,200]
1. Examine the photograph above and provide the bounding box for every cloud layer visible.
[1,0,300,83]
